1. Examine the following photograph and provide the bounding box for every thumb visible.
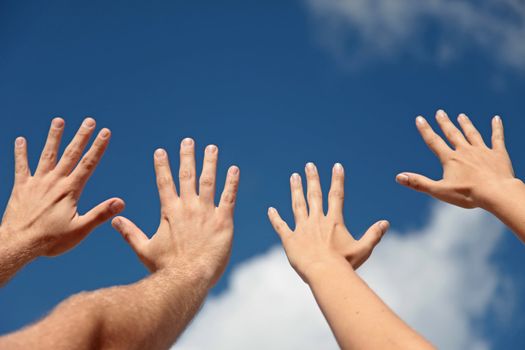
[396,172,442,195]
[78,198,125,232]
[112,216,149,256]
[356,220,390,264]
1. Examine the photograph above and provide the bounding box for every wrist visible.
[300,254,355,286]
[0,226,43,259]
[155,258,216,290]
[476,178,525,212]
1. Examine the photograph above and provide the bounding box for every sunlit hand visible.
[111,138,240,287]
[268,162,389,282]
[396,110,516,210]
[0,117,125,258]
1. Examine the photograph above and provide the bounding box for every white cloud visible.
[173,203,508,350]
[304,0,525,72]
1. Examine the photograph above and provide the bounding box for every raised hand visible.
[112,138,240,287]
[396,110,516,210]
[268,162,389,281]
[0,117,124,285]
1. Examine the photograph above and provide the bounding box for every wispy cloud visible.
[174,203,509,350]
[304,0,525,72]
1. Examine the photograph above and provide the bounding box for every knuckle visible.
[222,191,236,204]
[308,190,322,200]
[274,221,286,231]
[292,201,306,211]
[41,150,57,161]
[228,178,239,192]
[160,206,173,220]
[179,168,194,181]
[426,135,439,147]
[329,189,344,200]
[15,163,28,174]
[156,175,173,188]
[180,148,194,156]
[200,176,215,187]
[64,147,82,160]
[79,156,97,171]
[204,155,218,163]
[466,130,479,139]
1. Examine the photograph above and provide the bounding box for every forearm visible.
[480,179,525,243]
[305,257,434,350]
[0,228,40,286]
[0,266,210,350]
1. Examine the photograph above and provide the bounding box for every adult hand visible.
[396,110,516,210]
[0,117,124,276]
[268,162,389,282]
[112,138,240,287]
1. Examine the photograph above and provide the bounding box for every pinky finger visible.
[14,137,30,182]
[267,207,292,239]
[491,115,506,151]
[218,166,240,216]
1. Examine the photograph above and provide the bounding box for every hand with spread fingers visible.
[268,162,389,280]
[397,110,525,242]
[0,117,124,286]
[396,110,515,209]
[112,138,240,286]
[267,163,433,350]
[0,138,240,350]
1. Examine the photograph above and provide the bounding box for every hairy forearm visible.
[480,179,525,243]
[0,228,40,286]
[305,258,434,350]
[0,266,210,350]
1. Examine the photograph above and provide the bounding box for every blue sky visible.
[0,1,524,348]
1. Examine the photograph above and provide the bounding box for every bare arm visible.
[396,111,525,242]
[0,139,240,349]
[0,117,124,286]
[268,163,434,349]
[0,265,209,350]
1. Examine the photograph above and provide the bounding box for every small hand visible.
[396,110,515,209]
[268,162,389,282]
[1,117,125,256]
[111,139,240,287]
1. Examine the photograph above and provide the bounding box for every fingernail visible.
[112,217,121,228]
[182,138,194,146]
[396,173,409,185]
[110,200,124,213]
[334,163,344,174]
[458,113,468,122]
[290,173,301,184]
[436,110,446,119]
[379,220,389,231]
[268,207,276,214]
[52,118,64,128]
[229,166,239,175]
[305,162,316,173]
[99,128,111,139]
[494,115,502,123]
[15,137,25,147]
[206,144,217,154]
[415,116,425,126]
[83,118,96,128]
[155,148,166,159]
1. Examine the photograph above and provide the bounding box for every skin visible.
[0,117,125,286]
[0,138,240,350]
[396,110,525,242]
[268,162,434,350]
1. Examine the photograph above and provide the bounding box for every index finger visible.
[415,116,453,161]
